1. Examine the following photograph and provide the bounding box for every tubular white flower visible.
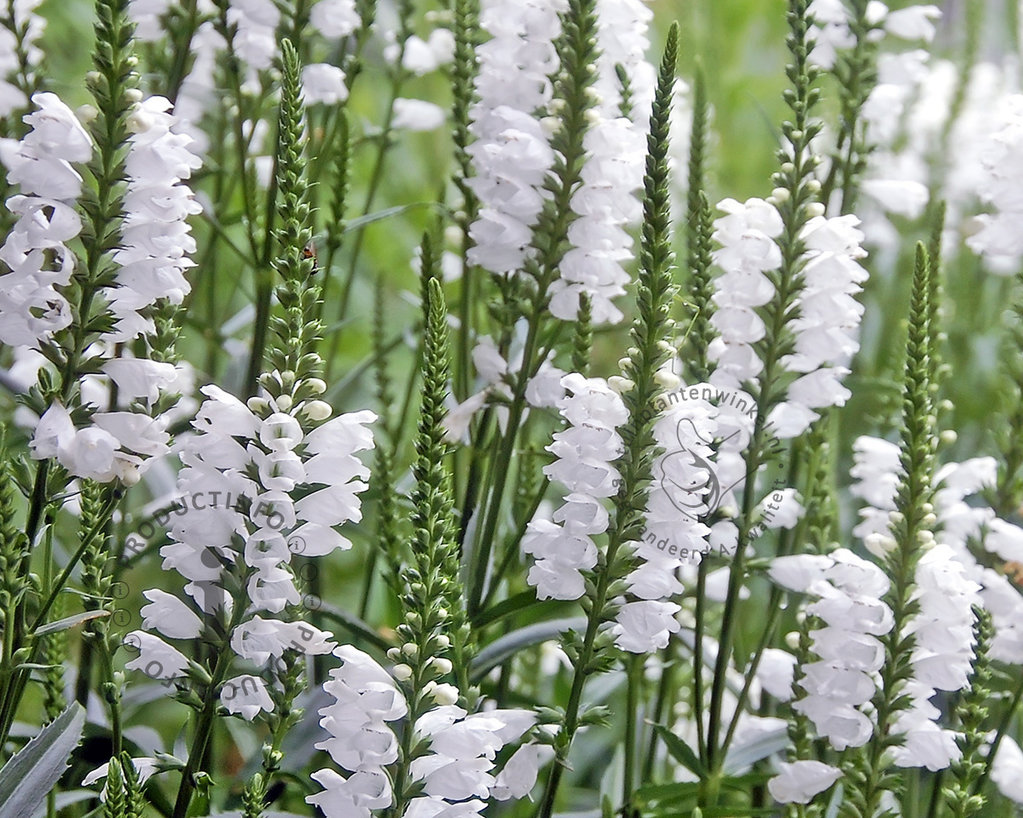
[227,0,279,72]
[309,0,360,38]
[524,374,626,601]
[0,93,91,349]
[466,0,565,275]
[220,674,275,721]
[126,382,375,710]
[0,0,44,117]
[302,63,349,105]
[768,215,868,438]
[768,760,842,805]
[140,589,204,639]
[104,95,201,342]
[128,0,174,41]
[611,600,681,653]
[123,630,191,680]
[890,544,979,771]
[708,198,783,390]
[548,0,654,325]
[548,113,646,324]
[770,549,893,751]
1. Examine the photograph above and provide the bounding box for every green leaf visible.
[633,780,702,805]
[315,602,394,653]
[470,617,588,680]
[342,203,444,234]
[651,723,705,777]
[29,789,94,818]
[472,591,561,628]
[34,610,110,637]
[722,721,789,773]
[0,703,86,818]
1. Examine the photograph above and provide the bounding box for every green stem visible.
[622,654,643,817]
[171,602,245,818]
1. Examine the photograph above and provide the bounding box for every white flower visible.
[101,358,178,404]
[492,743,549,800]
[83,757,159,801]
[708,198,783,390]
[611,600,681,653]
[402,29,455,75]
[756,649,797,702]
[221,674,275,720]
[525,375,625,601]
[392,98,446,131]
[308,768,392,818]
[757,488,803,529]
[884,5,941,41]
[861,178,929,216]
[129,0,173,40]
[302,63,348,105]
[310,0,360,38]
[123,631,190,679]
[768,760,842,804]
[227,0,279,71]
[992,735,1023,804]
[140,589,204,639]
[466,0,565,276]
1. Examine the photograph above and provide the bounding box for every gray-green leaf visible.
[0,702,86,818]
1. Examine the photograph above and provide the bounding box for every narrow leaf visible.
[0,703,86,818]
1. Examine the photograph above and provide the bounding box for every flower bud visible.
[430,657,453,675]
[302,400,332,421]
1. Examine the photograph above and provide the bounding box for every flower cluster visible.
[466,0,565,275]
[105,95,200,342]
[228,0,279,73]
[308,646,407,817]
[610,398,720,652]
[707,198,783,390]
[891,544,979,771]
[523,374,626,601]
[593,0,655,120]
[769,549,893,752]
[768,215,868,438]
[808,1,941,72]
[547,0,652,325]
[309,647,543,817]
[549,114,645,325]
[968,95,1023,264]
[124,384,375,714]
[20,93,202,485]
[0,92,91,348]
[854,440,1023,674]
[0,0,44,118]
